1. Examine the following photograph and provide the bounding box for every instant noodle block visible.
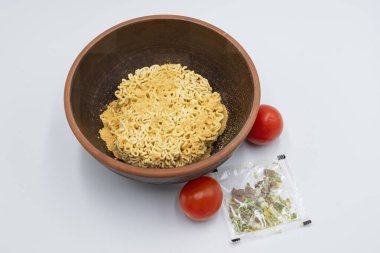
[99,64,228,168]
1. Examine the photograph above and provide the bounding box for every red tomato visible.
[179,176,222,221]
[247,104,283,145]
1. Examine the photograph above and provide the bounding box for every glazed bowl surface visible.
[64,15,260,184]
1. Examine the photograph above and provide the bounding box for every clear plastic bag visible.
[212,155,311,242]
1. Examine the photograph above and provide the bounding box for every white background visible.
[1,0,379,252]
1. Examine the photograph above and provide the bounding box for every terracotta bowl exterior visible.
[64,15,260,184]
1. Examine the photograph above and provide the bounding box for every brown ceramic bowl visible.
[64,15,260,184]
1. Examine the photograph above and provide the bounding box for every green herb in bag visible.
[212,155,311,241]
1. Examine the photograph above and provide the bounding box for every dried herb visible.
[229,169,298,233]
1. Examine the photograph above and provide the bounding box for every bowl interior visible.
[70,18,255,166]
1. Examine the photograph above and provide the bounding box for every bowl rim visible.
[64,14,260,178]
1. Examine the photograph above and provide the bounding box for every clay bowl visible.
[64,15,260,184]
